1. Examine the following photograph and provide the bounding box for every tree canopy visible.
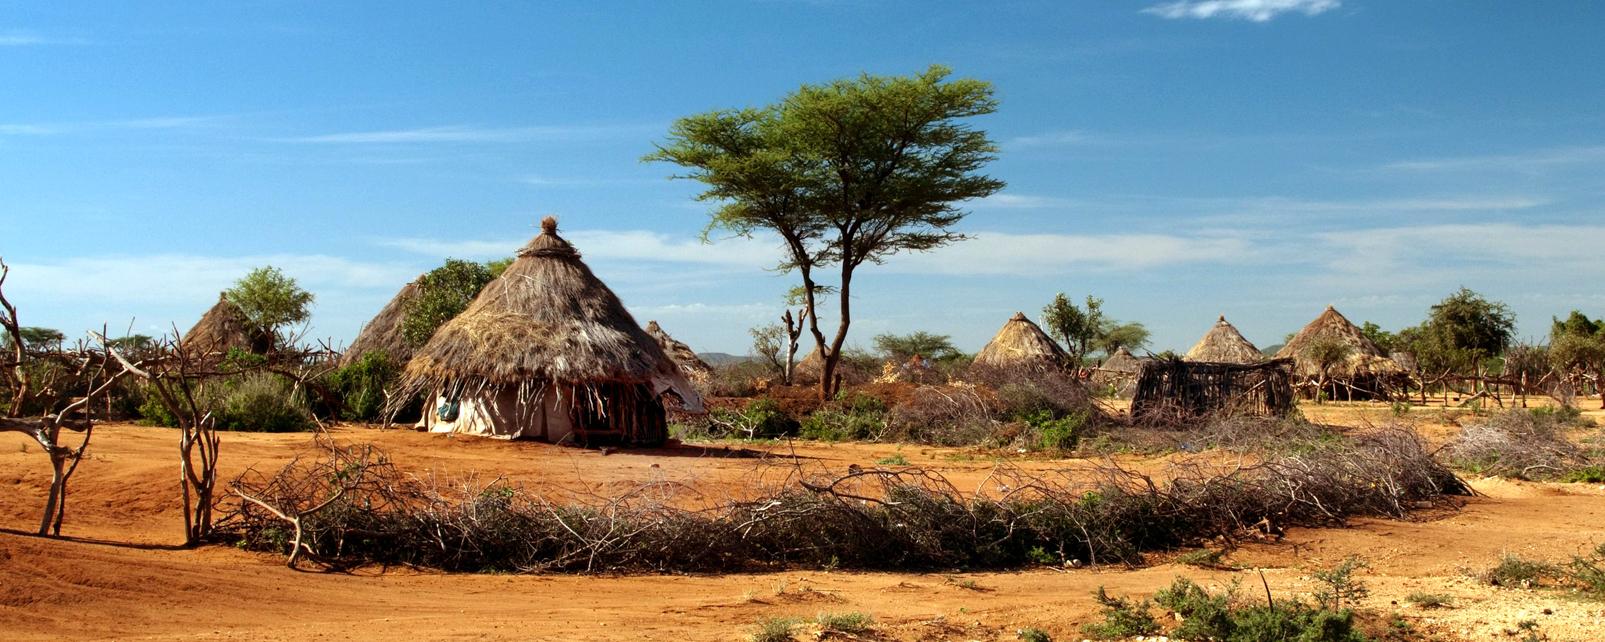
[649,65,1003,397]
[873,331,960,362]
[401,259,496,348]
[1042,293,1103,364]
[224,266,313,348]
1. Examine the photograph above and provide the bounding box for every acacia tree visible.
[1550,311,1605,408]
[1042,293,1103,365]
[1303,337,1353,404]
[873,331,960,363]
[649,65,1003,398]
[225,266,314,351]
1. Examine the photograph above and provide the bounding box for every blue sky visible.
[3,1,1602,355]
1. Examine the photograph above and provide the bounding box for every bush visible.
[800,393,886,441]
[326,352,399,421]
[885,384,998,445]
[215,373,313,432]
[1026,409,1086,451]
[1017,628,1052,642]
[814,612,873,636]
[1445,409,1593,480]
[1123,576,1367,642]
[750,617,800,642]
[137,389,181,427]
[1082,587,1160,639]
[694,398,799,440]
[224,427,1468,574]
[1483,554,1561,589]
[1405,592,1453,609]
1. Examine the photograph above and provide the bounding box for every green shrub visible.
[749,616,800,642]
[1483,554,1560,589]
[327,351,399,421]
[814,611,872,635]
[800,393,886,441]
[1561,465,1605,484]
[1017,627,1052,642]
[1082,587,1160,640]
[216,373,313,432]
[137,391,180,427]
[876,453,909,466]
[1026,409,1086,451]
[1311,556,1370,611]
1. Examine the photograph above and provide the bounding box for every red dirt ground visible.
[3,404,1604,641]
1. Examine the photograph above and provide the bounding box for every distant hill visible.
[699,352,755,366]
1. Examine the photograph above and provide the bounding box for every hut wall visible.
[422,382,665,446]
[1131,358,1295,422]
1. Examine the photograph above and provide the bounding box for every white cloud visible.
[1142,0,1340,22]
[280,123,658,144]
[1008,130,1096,148]
[377,229,778,269]
[0,31,92,46]
[1382,146,1605,173]
[970,193,1078,209]
[0,115,234,137]
[4,254,418,307]
[891,231,1255,274]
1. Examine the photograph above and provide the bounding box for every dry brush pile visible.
[221,427,1468,574]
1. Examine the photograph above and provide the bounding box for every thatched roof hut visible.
[340,278,421,367]
[1271,306,1399,401]
[1185,315,1262,364]
[645,320,713,380]
[792,345,870,386]
[1092,346,1146,398]
[1100,346,1144,374]
[972,312,1069,370]
[397,217,700,445]
[181,293,269,355]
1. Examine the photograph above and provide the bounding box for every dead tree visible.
[781,307,809,386]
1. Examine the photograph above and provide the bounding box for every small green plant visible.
[948,577,985,591]
[1483,554,1560,589]
[1404,592,1453,609]
[1568,542,1605,599]
[814,611,873,635]
[1026,546,1059,566]
[1514,619,1546,642]
[1023,409,1086,451]
[1017,627,1052,642]
[1081,587,1160,640]
[1390,401,1412,416]
[800,393,886,441]
[1311,556,1370,611]
[1561,465,1605,483]
[750,617,801,642]
[876,453,909,466]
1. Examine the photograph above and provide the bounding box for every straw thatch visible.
[972,312,1069,371]
[397,217,699,443]
[181,293,270,355]
[1132,357,1295,423]
[792,345,870,386]
[1092,346,1146,398]
[1185,315,1263,364]
[340,278,421,367]
[1274,306,1402,379]
[645,320,713,380]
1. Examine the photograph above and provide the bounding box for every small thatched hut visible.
[1274,305,1403,400]
[972,312,1069,371]
[340,278,421,367]
[395,217,702,445]
[645,320,713,381]
[792,345,869,387]
[1092,346,1146,397]
[181,293,270,355]
[1185,315,1262,364]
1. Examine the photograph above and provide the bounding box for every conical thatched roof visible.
[1100,346,1144,374]
[400,217,698,406]
[645,320,713,379]
[181,293,269,355]
[1185,315,1263,364]
[340,278,421,367]
[1274,306,1401,377]
[972,312,1069,370]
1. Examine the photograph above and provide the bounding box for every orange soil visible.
[4,406,1605,641]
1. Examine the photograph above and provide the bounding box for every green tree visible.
[648,65,1003,398]
[872,331,960,362]
[1425,287,1516,376]
[2,326,65,352]
[485,257,515,278]
[1359,321,1396,354]
[1095,321,1151,356]
[224,266,314,350]
[750,322,786,376]
[1303,336,1354,404]
[1550,310,1605,408]
[1042,293,1103,364]
[401,259,495,348]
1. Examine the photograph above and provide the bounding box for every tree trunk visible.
[819,264,855,400]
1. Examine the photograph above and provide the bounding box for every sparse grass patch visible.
[1016,627,1052,642]
[1404,592,1453,609]
[750,617,801,642]
[1482,554,1562,589]
[1176,548,1234,569]
[814,611,873,635]
[1081,587,1160,640]
[875,453,908,466]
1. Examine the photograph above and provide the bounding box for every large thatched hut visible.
[395,217,702,445]
[1185,315,1262,364]
[1274,305,1402,400]
[972,312,1069,371]
[181,293,270,355]
[645,320,713,381]
[340,278,421,367]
